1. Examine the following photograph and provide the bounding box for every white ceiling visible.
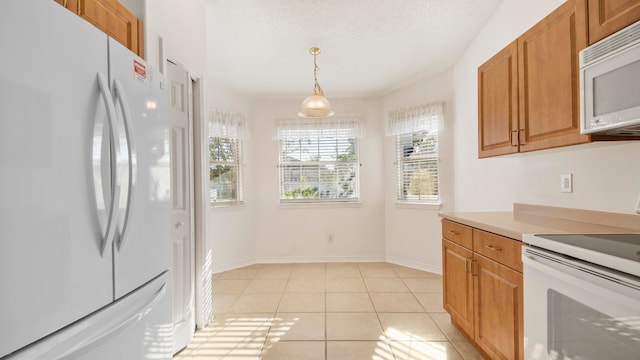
[206,0,502,99]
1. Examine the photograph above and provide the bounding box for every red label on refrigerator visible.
[134,60,146,81]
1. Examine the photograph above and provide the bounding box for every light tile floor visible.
[174,262,484,360]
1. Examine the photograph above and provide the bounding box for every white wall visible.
[382,70,455,273]
[249,98,386,263]
[203,3,257,273]
[453,0,640,213]
[144,0,207,74]
[206,86,256,273]
[119,0,143,19]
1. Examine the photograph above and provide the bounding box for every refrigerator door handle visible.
[97,72,121,257]
[113,79,137,252]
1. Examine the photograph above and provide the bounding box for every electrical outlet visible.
[561,174,572,193]
[327,234,334,243]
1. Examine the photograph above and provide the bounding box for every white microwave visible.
[580,20,640,136]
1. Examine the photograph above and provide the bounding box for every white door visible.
[167,60,196,353]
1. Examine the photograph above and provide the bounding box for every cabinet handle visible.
[485,244,502,251]
[471,259,478,276]
[63,0,68,7]
[77,0,81,15]
[510,130,518,146]
[519,128,526,145]
[448,230,460,236]
[465,257,472,273]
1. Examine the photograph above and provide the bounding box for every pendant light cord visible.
[313,53,324,96]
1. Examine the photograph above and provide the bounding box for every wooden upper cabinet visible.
[518,0,590,153]
[587,0,640,44]
[477,0,594,158]
[55,0,144,58]
[478,41,519,158]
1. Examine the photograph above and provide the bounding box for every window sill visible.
[394,202,441,210]
[278,201,362,209]
[210,201,245,209]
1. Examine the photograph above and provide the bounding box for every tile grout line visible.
[199,262,480,360]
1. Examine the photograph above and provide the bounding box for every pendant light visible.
[298,47,335,118]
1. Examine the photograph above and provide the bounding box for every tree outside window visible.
[209,110,246,206]
[388,102,443,204]
[397,130,439,202]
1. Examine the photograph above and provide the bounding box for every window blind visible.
[209,109,245,205]
[396,131,439,202]
[388,102,443,203]
[277,117,362,202]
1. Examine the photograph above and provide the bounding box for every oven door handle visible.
[523,246,640,298]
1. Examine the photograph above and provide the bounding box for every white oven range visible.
[522,233,640,360]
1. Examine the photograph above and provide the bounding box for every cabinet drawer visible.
[473,229,522,272]
[442,220,473,249]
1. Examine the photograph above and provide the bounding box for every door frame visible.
[162,48,211,330]
[190,73,212,329]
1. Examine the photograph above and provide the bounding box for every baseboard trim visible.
[257,255,387,264]
[385,256,442,275]
[211,255,441,275]
[211,258,256,274]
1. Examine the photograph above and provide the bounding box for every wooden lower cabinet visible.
[443,239,474,336]
[474,253,523,360]
[442,220,524,360]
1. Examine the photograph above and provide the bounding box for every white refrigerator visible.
[0,0,172,358]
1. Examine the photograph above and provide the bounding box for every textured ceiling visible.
[206,0,502,99]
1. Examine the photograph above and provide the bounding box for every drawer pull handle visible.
[485,244,502,251]
[448,230,460,236]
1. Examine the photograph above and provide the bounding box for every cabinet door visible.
[478,40,519,158]
[473,254,523,360]
[442,239,474,337]
[61,0,142,57]
[588,0,640,44]
[518,0,590,152]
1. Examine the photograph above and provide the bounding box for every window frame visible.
[278,127,360,204]
[209,136,244,206]
[395,129,440,204]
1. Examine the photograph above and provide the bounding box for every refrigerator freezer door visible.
[108,39,171,299]
[0,1,114,357]
[7,272,172,360]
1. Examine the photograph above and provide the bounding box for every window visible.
[209,110,246,205]
[396,130,438,202]
[276,117,364,203]
[209,137,242,204]
[388,102,443,204]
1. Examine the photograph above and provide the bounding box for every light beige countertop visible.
[439,203,640,241]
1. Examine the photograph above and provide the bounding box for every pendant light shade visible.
[298,47,334,118]
[298,94,334,118]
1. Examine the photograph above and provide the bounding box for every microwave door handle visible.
[97,72,121,257]
[113,79,136,252]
